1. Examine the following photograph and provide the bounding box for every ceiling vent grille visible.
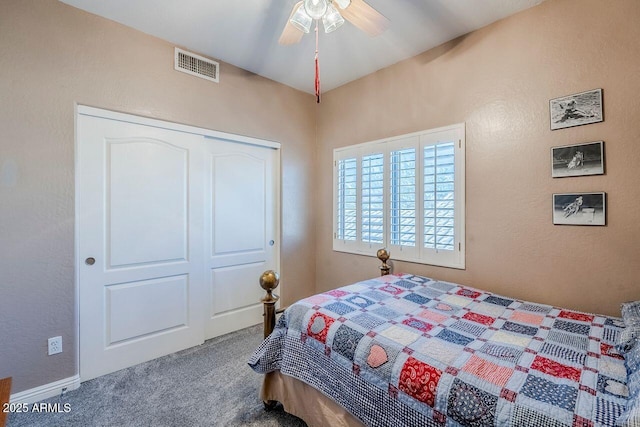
[174,47,219,83]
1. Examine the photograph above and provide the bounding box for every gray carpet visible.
[8,324,307,427]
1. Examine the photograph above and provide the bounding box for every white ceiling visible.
[59,0,544,94]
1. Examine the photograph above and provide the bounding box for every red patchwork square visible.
[500,388,517,402]
[463,355,513,387]
[457,288,482,299]
[559,310,594,323]
[573,415,594,427]
[388,383,398,398]
[446,366,459,376]
[399,357,442,407]
[463,311,496,326]
[402,317,434,333]
[433,410,446,423]
[325,289,349,298]
[418,309,448,324]
[307,312,335,343]
[601,343,625,360]
[511,311,545,325]
[380,285,404,295]
[531,355,581,382]
[579,384,596,396]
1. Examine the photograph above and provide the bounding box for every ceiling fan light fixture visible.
[333,0,351,9]
[304,0,328,20]
[322,4,345,33]
[290,3,312,33]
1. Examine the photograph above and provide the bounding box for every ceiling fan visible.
[279,0,389,102]
[279,0,390,45]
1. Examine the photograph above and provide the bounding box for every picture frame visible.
[551,141,604,178]
[550,88,603,130]
[552,192,606,226]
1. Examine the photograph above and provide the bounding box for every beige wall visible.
[0,0,316,393]
[317,0,640,317]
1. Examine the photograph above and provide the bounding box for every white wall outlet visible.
[48,336,62,355]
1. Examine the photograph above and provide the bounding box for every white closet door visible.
[77,114,205,381]
[204,137,279,339]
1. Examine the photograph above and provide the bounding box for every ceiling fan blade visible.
[341,0,390,37]
[279,1,305,45]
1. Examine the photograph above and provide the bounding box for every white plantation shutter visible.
[424,142,456,251]
[336,157,357,241]
[361,153,384,244]
[333,123,465,269]
[390,148,416,247]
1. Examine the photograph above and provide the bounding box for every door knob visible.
[269,240,275,246]
[85,257,96,265]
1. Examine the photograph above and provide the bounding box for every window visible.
[333,123,465,269]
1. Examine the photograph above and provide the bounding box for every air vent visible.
[174,48,219,83]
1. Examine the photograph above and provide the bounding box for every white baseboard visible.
[10,375,81,404]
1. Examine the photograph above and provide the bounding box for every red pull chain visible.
[315,20,321,103]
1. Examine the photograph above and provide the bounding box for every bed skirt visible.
[261,371,364,427]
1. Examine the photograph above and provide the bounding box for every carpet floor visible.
[8,324,307,427]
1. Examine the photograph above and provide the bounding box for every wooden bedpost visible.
[377,248,391,276]
[0,377,11,427]
[260,270,280,339]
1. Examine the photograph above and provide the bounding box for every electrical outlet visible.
[48,336,62,355]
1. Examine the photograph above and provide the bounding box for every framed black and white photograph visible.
[550,88,603,130]
[553,192,606,226]
[551,141,604,178]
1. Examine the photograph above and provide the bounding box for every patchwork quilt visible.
[249,274,629,426]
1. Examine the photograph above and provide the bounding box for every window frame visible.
[332,123,466,270]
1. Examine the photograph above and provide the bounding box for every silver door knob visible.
[85,257,96,265]
[269,240,275,246]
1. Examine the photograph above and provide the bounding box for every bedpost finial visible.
[377,248,391,276]
[260,270,280,303]
[376,248,389,262]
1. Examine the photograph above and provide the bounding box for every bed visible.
[249,272,640,427]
